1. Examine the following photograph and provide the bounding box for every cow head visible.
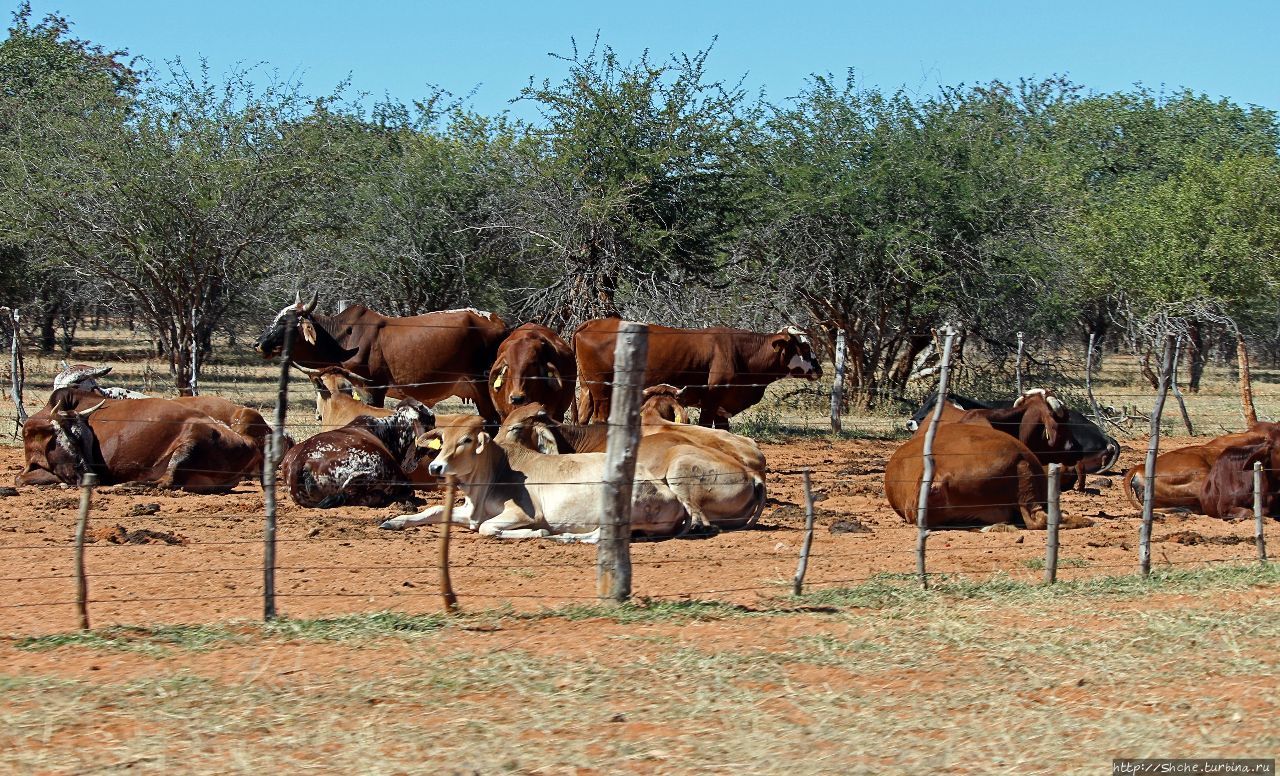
[255,292,320,358]
[772,327,821,380]
[43,388,106,484]
[419,416,491,479]
[1010,388,1069,450]
[497,403,562,454]
[383,399,435,474]
[641,384,692,425]
[490,335,566,417]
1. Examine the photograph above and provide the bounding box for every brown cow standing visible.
[489,323,576,421]
[1123,423,1280,511]
[1198,427,1280,520]
[20,388,260,492]
[573,318,821,427]
[254,295,509,422]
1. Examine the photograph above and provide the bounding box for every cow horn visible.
[302,290,318,314]
[291,363,320,376]
[78,399,107,417]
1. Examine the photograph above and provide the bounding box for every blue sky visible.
[16,1,1280,117]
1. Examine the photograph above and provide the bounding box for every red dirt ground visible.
[1,436,1274,636]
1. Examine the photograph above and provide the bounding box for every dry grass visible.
[1,565,1277,773]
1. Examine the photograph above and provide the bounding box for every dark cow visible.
[573,318,821,427]
[489,323,576,421]
[20,388,260,492]
[281,400,435,508]
[1125,422,1280,512]
[1198,429,1280,520]
[254,294,509,421]
[884,421,1094,531]
[907,390,1121,490]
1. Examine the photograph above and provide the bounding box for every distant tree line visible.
[2,5,1279,400]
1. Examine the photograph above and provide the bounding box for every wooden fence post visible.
[597,322,648,604]
[793,469,817,596]
[336,299,352,313]
[829,330,847,434]
[1255,461,1268,565]
[1014,331,1025,395]
[3,307,26,430]
[1045,463,1061,584]
[439,474,459,612]
[262,312,296,621]
[1085,332,1101,427]
[75,472,97,631]
[916,326,957,590]
[1140,335,1176,579]
[1236,332,1258,427]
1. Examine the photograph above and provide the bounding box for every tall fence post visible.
[1140,334,1176,579]
[1044,463,1061,584]
[1255,461,1268,565]
[336,299,352,313]
[262,312,296,621]
[3,307,26,430]
[597,321,647,604]
[916,326,957,590]
[438,474,459,612]
[75,472,97,631]
[1014,331,1025,395]
[793,469,817,596]
[1085,332,1101,427]
[829,329,847,434]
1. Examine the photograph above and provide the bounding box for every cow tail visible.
[743,477,767,528]
[1122,468,1144,510]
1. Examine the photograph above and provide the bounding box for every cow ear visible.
[300,319,317,345]
[475,431,490,455]
[416,431,442,451]
[492,363,507,388]
[546,363,563,391]
[675,406,689,424]
[534,425,558,455]
[770,333,789,351]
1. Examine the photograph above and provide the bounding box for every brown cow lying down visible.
[884,422,1093,530]
[497,402,766,532]
[1123,422,1280,511]
[281,400,434,508]
[20,388,260,492]
[379,415,687,540]
[489,323,576,422]
[573,318,820,427]
[1198,428,1280,520]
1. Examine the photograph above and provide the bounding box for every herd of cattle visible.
[12,296,1280,539]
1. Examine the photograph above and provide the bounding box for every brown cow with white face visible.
[489,323,576,421]
[254,294,509,422]
[573,319,821,428]
[20,388,260,492]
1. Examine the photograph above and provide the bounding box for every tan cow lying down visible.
[499,398,766,532]
[378,415,686,541]
[1123,422,1279,512]
[885,422,1093,531]
[298,365,395,432]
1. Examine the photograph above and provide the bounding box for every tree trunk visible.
[1186,320,1205,393]
[1237,332,1258,427]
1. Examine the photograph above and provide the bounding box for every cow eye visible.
[460,437,472,444]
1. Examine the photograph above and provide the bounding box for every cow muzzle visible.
[428,461,446,477]
[509,393,526,406]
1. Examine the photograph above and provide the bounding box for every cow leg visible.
[380,499,473,530]
[542,528,601,543]
[470,381,502,424]
[477,502,544,539]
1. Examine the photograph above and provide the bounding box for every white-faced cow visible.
[254,294,509,422]
[573,319,821,428]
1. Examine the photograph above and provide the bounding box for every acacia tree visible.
[8,60,340,392]
[485,39,753,331]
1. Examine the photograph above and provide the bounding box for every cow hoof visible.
[981,523,1018,533]
[379,519,405,531]
[685,522,720,538]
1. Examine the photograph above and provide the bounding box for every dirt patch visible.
[1157,530,1251,546]
[87,525,189,546]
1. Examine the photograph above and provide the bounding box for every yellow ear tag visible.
[351,389,363,401]
[425,438,442,451]
[493,375,504,388]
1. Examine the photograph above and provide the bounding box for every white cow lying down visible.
[379,415,686,542]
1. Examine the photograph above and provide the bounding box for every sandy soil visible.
[1,436,1274,636]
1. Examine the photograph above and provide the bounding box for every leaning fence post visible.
[75,472,97,631]
[916,325,957,590]
[1045,463,1061,584]
[1014,331,1025,395]
[439,474,459,612]
[829,330,847,434]
[597,321,648,604]
[1170,336,1193,435]
[793,470,817,596]
[1085,332,1101,426]
[1255,461,1268,565]
[1140,335,1176,579]
[262,312,296,622]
